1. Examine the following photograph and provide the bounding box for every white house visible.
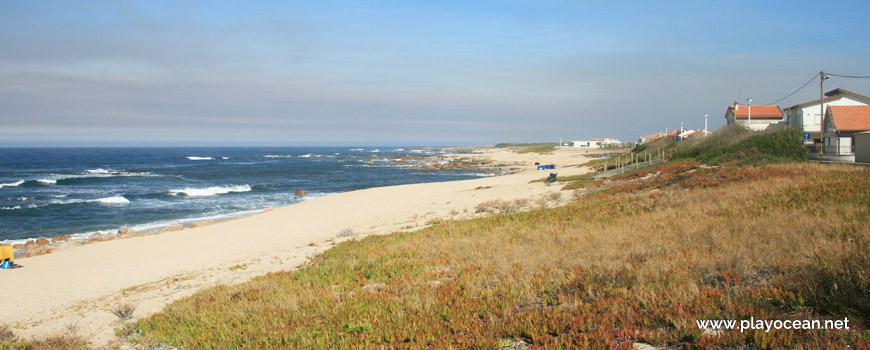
[823,105,870,161]
[725,102,784,131]
[571,138,621,148]
[784,89,870,144]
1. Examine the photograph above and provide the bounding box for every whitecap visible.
[49,196,130,205]
[263,155,290,158]
[0,180,24,189]
[94,196,130,204]
[349,148,364,151]
[370,149,380,153]
[186,156,213,160]
[85,168,112,174]
[50,194,68,198]
[299,154,313,158]
[168,185,252,197]
[1,206,21,210]
[37,178,57,185]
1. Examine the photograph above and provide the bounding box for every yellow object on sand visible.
[0,245,14,262]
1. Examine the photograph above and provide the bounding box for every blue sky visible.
[2,0,869,146]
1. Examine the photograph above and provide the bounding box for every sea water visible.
[0,147,485,244]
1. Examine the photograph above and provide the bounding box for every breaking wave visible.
[168,185,252,197]
[0,180,24,189]
[186,156,214,160]
[50,196,130,205]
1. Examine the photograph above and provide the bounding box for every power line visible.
[765,73,817,105]
[827,73,870,79]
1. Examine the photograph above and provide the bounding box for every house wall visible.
[856,133,870,163]
[571,141,597,148]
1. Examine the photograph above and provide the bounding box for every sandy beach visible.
[1,147,594,345]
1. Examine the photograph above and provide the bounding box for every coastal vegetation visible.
[6,127,868,349]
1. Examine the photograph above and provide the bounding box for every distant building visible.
[823,105,870,161]
[637,133,663,144]
[785,89,870,144]
[725,102,784,131]
[571,138,621,148]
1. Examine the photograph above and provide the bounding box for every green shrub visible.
[674,126,807,164]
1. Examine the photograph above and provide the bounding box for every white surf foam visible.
[1,206,21,210]
[186,156,214,160]
[95,196,130,204]
[49,195,130,205]
[349,148,364,151]
[37,178,57,185]
[0,180,24,189]
[263,155,291,158]
[168,185,252,197]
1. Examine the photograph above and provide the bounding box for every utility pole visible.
[820,70,827,156]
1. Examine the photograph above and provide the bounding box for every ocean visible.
[0,147,487,244]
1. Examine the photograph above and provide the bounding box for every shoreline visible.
[1,148,523,258]
[1,146,594,345]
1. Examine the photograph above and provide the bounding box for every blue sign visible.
[804,132,811,140]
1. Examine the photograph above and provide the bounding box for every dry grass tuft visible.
[0,323,15,343]
[110,303,136,321]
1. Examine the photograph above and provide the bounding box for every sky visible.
[2,0,870,147]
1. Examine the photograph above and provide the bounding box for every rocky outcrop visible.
[117,227,137,237]
[158,224,184,233]
[26,244,55,257]
[190,220,216,228]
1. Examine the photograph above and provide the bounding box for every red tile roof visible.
[785,89,870,111]
[666,129,680,137]
[728,104,783,119]
[828,105,870,132]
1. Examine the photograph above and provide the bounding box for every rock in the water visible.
[158,224,184,233]
[36,238,50,245]
[190,220,216,228]
[295,190,307,195]
[117,227,137,236]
